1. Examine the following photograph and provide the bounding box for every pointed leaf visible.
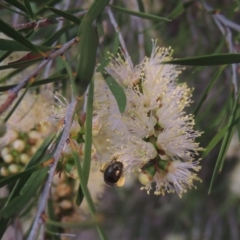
[0,58,41,70]
[104,75,126,113]
[0,19,43,54]
[193,66,226,116]
[0,219,9,240]
[137,0,145,12]
[202,125,228,158]
[1,168,48,218]
[0,39,53,51]
[47,199,61,240]
[209,89,240,193]
[4,82,31,122]
[110,5,171,22]
[58,56,77,96]
[4,0,27,13]
[0,3,27,17]
[0,163,47,188]
[43,24,72,46]
[238,113,240,141]
[0,74,68,92]
[76,23,98,96]
[23,0,35,19]
[46,6,81,24]
[167,1,194,19]
[76,81,93,206]
[97,33,119,72]
[73,152,108,240]
[164,53,240,66]
[82,0,109,24]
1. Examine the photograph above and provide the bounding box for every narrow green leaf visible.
[164,53,240,66]
[0,163,47,188]
[20,168,48,197]
[97,33,119,73]
[0,74,68,92]
[43,24,72,46]
[76,81,93,206]
[208,97,230,129]
[137,0,145,12]
[73,153,108,240]
[36,0,62,15]
[209,89,240,193]
[1,168,48,218]
[104,75,127,113]
[46,6,81,24]
[23,0,35,19]
[0,51,12,63]
[74,0,109,96]
[47,199,61,240]
[82,0,109,24]
[0,134,54,238]
[4,0,27,13]
[167,1,194,19]
[0,219,9,240]
[110,5,171,22]
[238,113,240,141]
[0,31,33,64]
[202,125,228,158]
[76,184,85,206]
[58,56,77,96]
[0,58,41,70]
[193,66,226,116]
[0,39,53,52]
[82,80,93,178]
[47,218,100,228]
[0,19,42,54]
[0,3,27,17]
[76,23,98,96]
[4,82,31,122]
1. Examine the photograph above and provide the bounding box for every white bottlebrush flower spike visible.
[94,40,203,197]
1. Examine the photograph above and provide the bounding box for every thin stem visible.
[201,1,239,97]
[27,97,78,240]
[106,6,133,69]
[12,11,86,30]
[0,37,79,115]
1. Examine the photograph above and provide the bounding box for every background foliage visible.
[0,0,240,239]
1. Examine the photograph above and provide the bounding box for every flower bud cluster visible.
[0,125,48,177]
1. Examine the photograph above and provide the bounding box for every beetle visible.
[100,160,125,187]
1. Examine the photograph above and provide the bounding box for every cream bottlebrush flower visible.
[140,159,202,198]
[106,51,143,87]
[102,41,203,197]
[45,91,70,126]
[92,73,130,163]
[44,91,81,138]
[113,136,158,176]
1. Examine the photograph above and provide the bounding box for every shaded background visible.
[1,0,240,239]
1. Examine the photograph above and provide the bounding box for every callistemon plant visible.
[93,41,203,198]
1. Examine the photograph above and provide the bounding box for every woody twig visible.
[0,37,79,115]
